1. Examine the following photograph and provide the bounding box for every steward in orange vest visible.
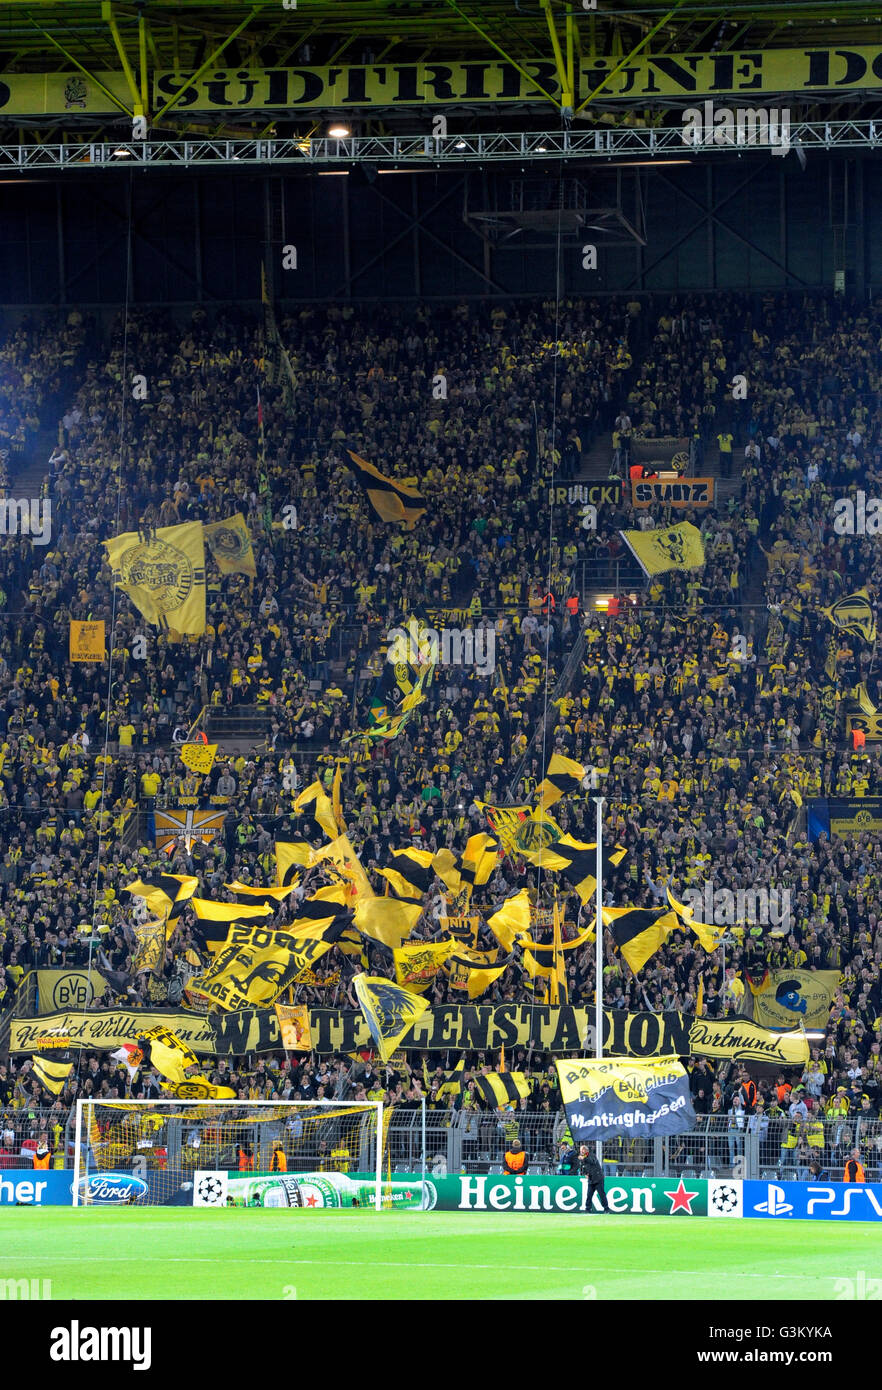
[237,1144,255,1171]
[270,1143,287,1172]
[32,1146,51,1169]
[844,1152,867,1183]
[503,1140,528,1175]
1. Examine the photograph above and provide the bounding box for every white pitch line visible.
[8,1255,831,1279]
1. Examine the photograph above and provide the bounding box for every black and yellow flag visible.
[294,781,339,841]
[30,1055,73,1096]
[474,1072,531,1108]
[665,887,727,953]
[130,917,167,974]
[353,975,429,1061]
[605,906,679,974]
[436,1058,466,1100]
[378,847,437,902]
[104,521,207,635]
[475,802,533,856]
[275,840,312,887]
[308,833,374,902]
[823,588,876,645]
[226,880,300,908]
[161,1079,237,1100]
[394,938,455,993]
[137,1025,199,1084]
[621,521,705,577]
[446,954,510,999]
[522,837,626,904]
[190,929,332,1011]
[459,833,500,891]
[345,450,426,528]
[204,513,256,577]
[536,753,587,810]
[124,874,198,923]
[180,741,218,776]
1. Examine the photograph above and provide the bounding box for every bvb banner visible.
[556,1057,695,1141]
[631,479,715,509]
[10,1005,808,1064]
[69,620,106,663]
[37,970,95,1015]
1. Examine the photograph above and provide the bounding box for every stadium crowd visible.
[1,289,881,1177]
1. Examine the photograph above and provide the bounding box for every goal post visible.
[73,1098,394,1211]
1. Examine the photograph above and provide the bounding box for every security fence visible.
[2,1105,881,1183]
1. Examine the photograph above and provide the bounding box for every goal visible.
[72,1099,387,1211]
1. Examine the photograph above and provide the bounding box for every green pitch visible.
[1,1209,876,1300]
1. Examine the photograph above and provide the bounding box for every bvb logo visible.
[170,1081,214,1100]
[211,525,250,563]
[855,809,874,827]
[118,537,193,614]
[612,1075,649,1103]
[52,973,93,1009]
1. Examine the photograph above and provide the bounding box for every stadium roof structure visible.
[0,0,881,164]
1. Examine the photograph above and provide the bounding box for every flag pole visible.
[593,795,605,1169]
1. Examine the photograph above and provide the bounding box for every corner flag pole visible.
[593,795,605,1167]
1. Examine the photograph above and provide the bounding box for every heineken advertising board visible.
[416,1174,743,1215]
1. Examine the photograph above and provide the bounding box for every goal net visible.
[72,1099,400,1211]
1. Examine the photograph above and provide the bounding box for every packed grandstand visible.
[1,291,881,1182]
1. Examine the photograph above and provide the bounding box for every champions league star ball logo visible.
[710,1183,739,1214]
[196,1174,225,1206]
[116,537,193,614]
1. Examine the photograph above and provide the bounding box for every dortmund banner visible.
[10,1004,809,1064]
[556,1057,696,1141]
[190,929,333,1011]
[621,522,705,577]
[69,619,106,663]
[744,969,839,1030]
[104,521,206,635]
[204,513,256,577]
[180,742,218,775]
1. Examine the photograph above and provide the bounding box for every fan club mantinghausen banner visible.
[556,1057,697,1141]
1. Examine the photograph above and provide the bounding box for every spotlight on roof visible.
[329,124,351,138]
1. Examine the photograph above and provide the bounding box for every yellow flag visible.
[308,833,374,902]
[30,1055,73,1096]
[487,888,532,951]
[620,521,705,577]
[353,975,429,1061]
[191,898,273,922]
[550,896,567,1005]
[137,1025,199,1084]
[823,587,876,645]
[294,781,339,840]
[275,1002,313,1051]
[354,896,422,949]
[536,753,586,810]
[331,763,345,832]
[180,742,218,775]
[69,619,106,663]
[276,840,312,886]
[696,976,704,1018]
[393,939,454,993]
[104,521,206,635]
[161,1079,237,1100]
[203,513,256,577]
[447,957,509,1000]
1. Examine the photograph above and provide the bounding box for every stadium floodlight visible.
[73,1098,387,1211]
[328,124,351,138]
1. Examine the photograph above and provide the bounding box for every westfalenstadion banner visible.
[556,1057,696,1141]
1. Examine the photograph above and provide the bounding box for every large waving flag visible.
[620,521,705,577]
[394,939,455,993]
[345,450,426,528]
[474,1072,531,1108]
[605,906,679,974]
[353,976,429,1061]
[124,874,198,923]
[276,840,312,887]
[104,521,207,635]
[823,587,876,645]
[30,1056,73,1096]
[137,1026,199,1084]
[536,753,587,810]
